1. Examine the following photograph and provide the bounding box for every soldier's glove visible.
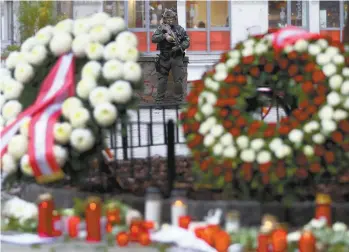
[171,45,182,53]
[165,33,175,42]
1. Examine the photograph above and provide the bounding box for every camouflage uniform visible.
[151,9,190,104]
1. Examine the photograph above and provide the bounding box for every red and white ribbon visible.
[0,53,75,183]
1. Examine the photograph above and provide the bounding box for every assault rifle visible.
[162,24,184,56]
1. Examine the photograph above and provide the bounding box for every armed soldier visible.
[151,9,190,105]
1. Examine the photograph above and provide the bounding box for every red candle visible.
[315,193,332,225]
[299,230,316,252]
[106,207,120,233]
[271,228,288,252]
[85,197,102,243]
[52,210,62,237]
[257,233,270,252]
[68,216,80,238]
[37,194,54,237]
[179,216,191,229]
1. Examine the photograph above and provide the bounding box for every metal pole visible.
[120,109,128,160]
[167,119,176,196]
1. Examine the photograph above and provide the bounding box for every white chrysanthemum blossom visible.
[198,122,211,135]
[213,71,228,82]
[283,45,293,53]
[105,17,126,34]
[3,78,23,100]
[226,58,239,69]
[203,134,215,147]
[303,145,314,157]
[255,43,268,55]
[54,145,68,167]
[228,50,240,59]
[53,122,73,144]
[288,129,304,144]
[76,78,97,99]
[220,133,233,146]
[201,104,214,116]
[25,45,47,66]
[198,91,217,105]
[340,80,349,95]
[21,37,38,52]
[326,47,339,57]
[102,60,124,81]
[240,149,256,162]
[269,138,283,151]
[236,135,249,149]
[1,153,17,174]
[215,63,227,73]
[313,133,325,144]
[333,222,347,232]
[243,39,255,48]
[89,86,112,107]
[223,146,237,158]
[210,124,224,137]
[93,102,118,127]
[72,34,91,58]
[85,42,104,60]
[5,117,16,126]
[0,95,5,110]
[54,19,73,33]
[19,117,30,137]
[242,47,253,57]
[81,61,102,80]
[318,105,334,120]
[321,119,337,134]
[316,53,330,66]
[117,46,139,62]
[20,155,34,176]
[89,25,111,44]
[6,52,27,69]
[62,97,83,119]
[14,62,34,84]
[73,18,91,36]
[103,42,120,60]
[2,100,22,120]
[287,232,301,243]
[275,145,292,159]
[256,151,271,164]
[49,32,73,56]
[329,75,343,90]
[251,139,265,151]
[204,78,220,91]
[69,107,90,128]
[109,80,133,104]
[333,109,348,121]
[342,67,349,77]
[343,97,349,109]
[35,26,53,45]
[0,67,11,77]
[332,54,345,65]
[115,31,138,48]
[310,218,327,229]
[294,39,308,52]
[317,39,328,49]
[123,61,142,82]
[8,134,28,160]
[70,128,95,153]
[90,12,110,26]
[327,92,341,107]
[308,44,321,55]
[303,121,320,133]
[213,143,224,156]
[322,63,337,77]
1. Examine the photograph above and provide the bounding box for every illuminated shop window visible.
[186,0,231,52]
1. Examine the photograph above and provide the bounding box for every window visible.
[268,0,308,32]
[103,1,125,18]
[186,1,231,52]
[319,1,346,42]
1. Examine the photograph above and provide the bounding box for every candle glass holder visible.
[68,216,80,238]
[315,193,332,225]
[171,189,188,226]
[144,187,162,229]
[85,196,102,243]
[271,228,288,252]
[179,216,191,229]
[37,193,54,237]
[225,210,240,233]
[299,230,316,252]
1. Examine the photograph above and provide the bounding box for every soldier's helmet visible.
[162,8,177,26]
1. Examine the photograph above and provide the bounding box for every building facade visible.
[1,0,348,80]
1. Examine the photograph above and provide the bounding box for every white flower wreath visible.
[0,13,142,179]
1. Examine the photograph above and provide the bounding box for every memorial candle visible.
[257,232,270,252]
[85,197,102,242]
[37,193,54,237]
[52,210,62,237]
[315,193,332,225]
[299,230,316,252]
[68,216,80,238]
[271,228,288,252]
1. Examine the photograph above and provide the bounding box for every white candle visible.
[171,200,187,226]
[145,199,162,228]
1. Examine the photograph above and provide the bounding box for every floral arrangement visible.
[181,28,349,197]
[0,12,142,183]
